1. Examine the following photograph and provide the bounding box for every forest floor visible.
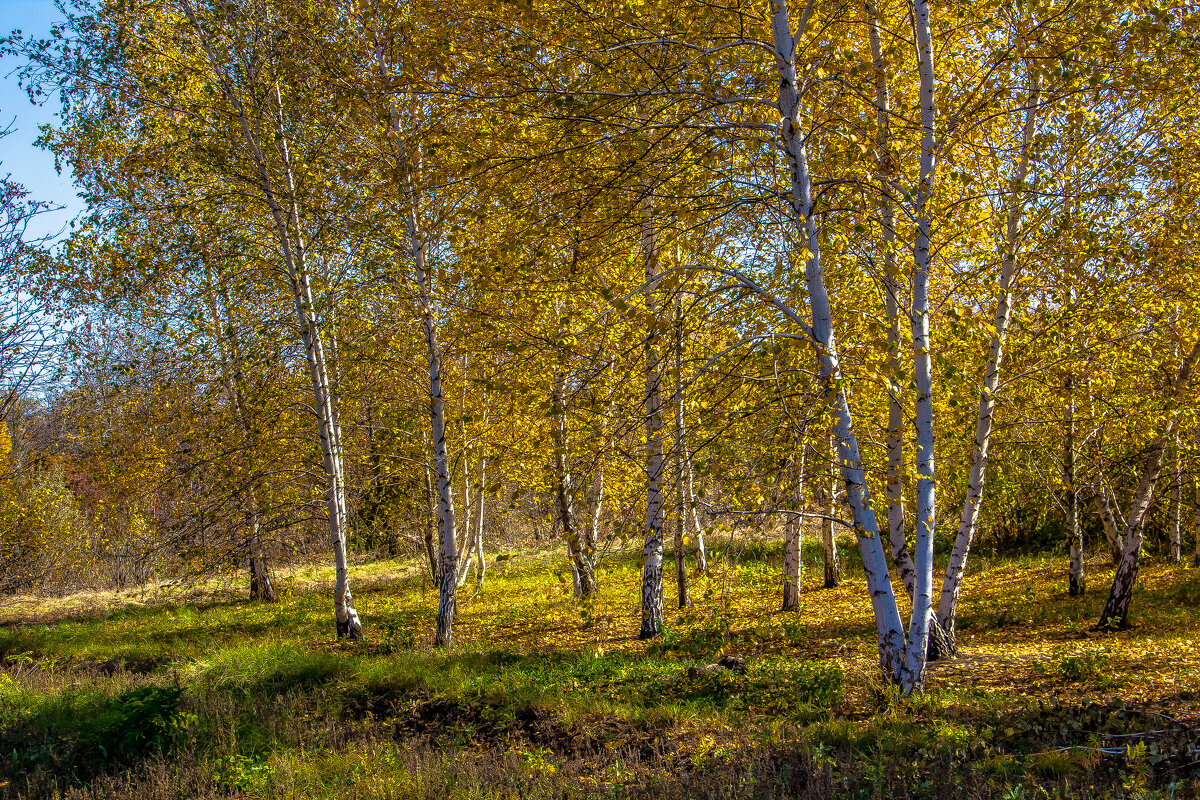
[1,533,1198,799]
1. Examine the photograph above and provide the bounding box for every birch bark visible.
[1093,475,1124,565]
[423,444,441,584]
[769,0,908,682]
[582,412,606,573]
[180,4,360,637]
[457,443,473,586]
[684,445,707,573]
[551,373,598,598]
[1099,340,1200,629]
[822,434,841,588]
[935,73,1040,651]
[901,0,940,687]
[781,433,805,610]
[638,176,666,639]
[372,37,459,646]
[866,0,913,596]
[473,448,487,587]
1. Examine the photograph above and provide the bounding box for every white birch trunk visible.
[583,452,605,571]
[1098,433,1170,628]
[684,446,706,573]
[551,374,598,598]
[1099,340,1200,628]
[770,0,907,681]
[457,372,474,586]
[781,433,806,610]
[457,450,474,589]
[423,443,440,584]
[371,38,459,645]
[866,0,913,597]
[423,293,458,647]
[935,73,1041,650]
[1093,475,1124,565]
[639,177,666,639]
[181,3,360,638]
[474,449,487,586]
[900,0,940,689]
[566,536,583,597]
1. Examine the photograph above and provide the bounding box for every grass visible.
[0,531,1198,798]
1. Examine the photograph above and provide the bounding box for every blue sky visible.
[2,0,84,241]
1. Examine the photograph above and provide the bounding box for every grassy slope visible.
[0,536,1198,799]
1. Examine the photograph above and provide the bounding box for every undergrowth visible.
[0,543,1197,798]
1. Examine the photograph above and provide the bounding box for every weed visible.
[211,752,272,792]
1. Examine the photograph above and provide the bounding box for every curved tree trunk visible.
[552,373,598,598]
[770,1,908,683]
[182,4,358,638]
[1099,340,1200,629]
[1098,435,1170,629]
[936,72,1040,653]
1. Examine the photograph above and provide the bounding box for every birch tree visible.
[770,0,921,688]
[1098,340,1200,629]
[179,0,362,638]
[638,178,667,639]
[934,63,1045,652]
[369,28,460,647]
[551,372,598,598]
[865,0,913,596]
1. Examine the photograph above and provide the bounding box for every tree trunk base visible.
[336,615,363,641]
[638,619,662,640]
[925,618,954,662]
[249,561,275,602]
